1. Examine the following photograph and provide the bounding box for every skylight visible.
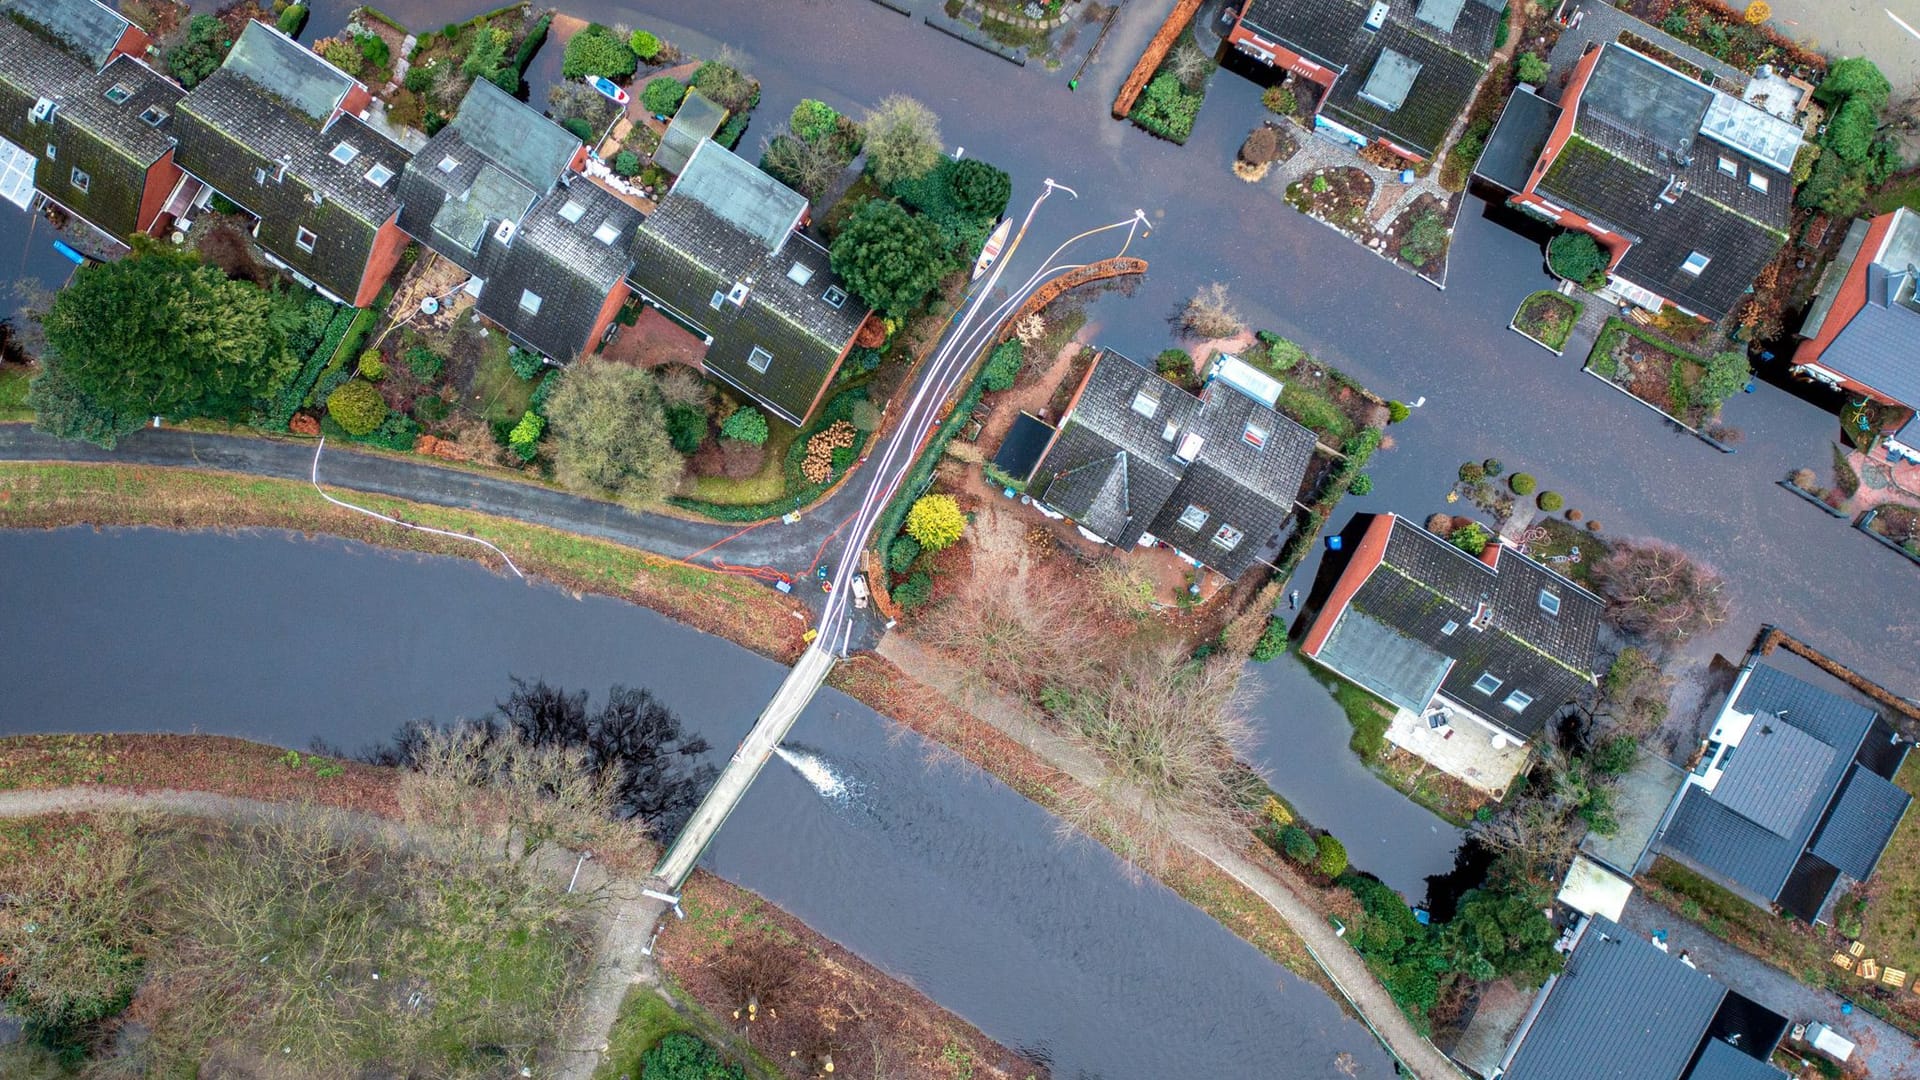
[593,221,621,245]
[1681,251,1711,276]
[1242,420,1269,449]
[329,142,359,165]
[1131,387,1160,418]
[104,83,133,105]
[557,199,586,223]
[363,162,394,186]
[437,156,459,173]
[1539,589,1561,615]
[1473,672,1503,695]
[1747,173,1769,194]
[787,262,814,286]
[822,285,847,308]
[747,346,773,373]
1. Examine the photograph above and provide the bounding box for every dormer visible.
[29,97,57,125]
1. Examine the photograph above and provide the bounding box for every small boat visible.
[588,76,630,107]
[972,217,1012,280]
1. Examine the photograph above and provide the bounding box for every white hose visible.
[309,438,525,579]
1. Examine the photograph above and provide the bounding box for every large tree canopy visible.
[41,243,292,423]
[543,359,680,502]
[828,199,948,318]
[860,95,942,190]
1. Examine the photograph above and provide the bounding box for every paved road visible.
[1619,890,1920,1080]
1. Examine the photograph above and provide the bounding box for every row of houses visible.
[0,0,870,426]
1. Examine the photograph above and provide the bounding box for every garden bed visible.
[1584,318,1724,430]
[1623,0,1826,75]
[1285,167,1374,232]
[1385,193,1455,278]
[1861,504,1920,563]
[1126,20,1213,144]
[1511,290,1583,353]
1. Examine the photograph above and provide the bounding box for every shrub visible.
[791,98,839,143]
[1397,211,1449,269]
[277,4,308,36]
[665,404,706,454]
[1566,508,1582,521]
[1515,51,1548,84]
[612,150,642,178]
[404,62,435,93]
[627,29,660,61]
[1130,72,1203,143]
[166,15,230,89]
[1316,833,1348,877]
[404,346,442,380]
[1548,231,1609,288]
[509,346,546,381]
[1482,457,1503,477]
[946,158,1013,219]
[893,570,933,611]
[561,23,636,79]
[508,410,544,461]
[1449,521,1490,555]
[691,60,756,113]
[1537,490,1564,512]
[1262,84,1297,115]
[358,33,390,70]
[982,340,1024,392]
[357,349,386,381]
[1509,472,1536,495]
[1155,347,1193,382]
[1591,735,1637,777]
[642,1033,747,1080]
[1280,826,1317,864]
[887,534,922,573]
[1458,461,1485,483]
[326,378,388,436]
[1240,125,1281,166]
[906,493,966,551]
[720,405,769,445]
[1251,617,1288,662]
[1387,400,1410,423]
[1350,473,1373,495]
[641,77,685,116]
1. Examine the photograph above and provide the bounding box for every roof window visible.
[557,199,586,223]
[787,261,814,286]
[710,290,726,310]
[1681,251,1710,276]
[593,221,621,245]
[1716,156,1737,176]
[1440,619,1459,636]
[747,345,773,373]
[1747,172,1769,194]
[1212,523,1244,551]
[1503,689,1535,712]
[364,162,394,186]
[139,105,166,126]
[104,83,133,105]
[69,167,89,194]
[822,285,847,308]
[295,226,317,253]
[329,142,360,165]
[1177,504,1208,530]
[1538,589,1560,615]
[1473,672,1503,695]
[519,289,542,315]
[1242,420,1268,449]
[437,156,459,173]
[1131,387,1160,418]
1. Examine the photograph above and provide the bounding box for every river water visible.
[0,527,1393,1079]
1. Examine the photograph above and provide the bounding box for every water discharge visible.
[774,744,851,801]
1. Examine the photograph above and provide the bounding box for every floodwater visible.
[0,527,1394,1079]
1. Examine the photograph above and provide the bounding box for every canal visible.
[0,527,1394,1079]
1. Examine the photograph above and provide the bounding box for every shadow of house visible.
[1653,660,1912,923]
[171,21,411,306]
[625,138,868,427]
[397,79,640,362]
[0,0,183,243]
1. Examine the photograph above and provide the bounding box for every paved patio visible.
[1384,704,1530,796]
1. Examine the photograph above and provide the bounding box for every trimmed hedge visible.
[874,341,998,567]
[270,303,356,429]
[668,387,870,521]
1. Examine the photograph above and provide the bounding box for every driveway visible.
[1618,891,1920,1080]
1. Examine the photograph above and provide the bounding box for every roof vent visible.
[1469,601,1493,631]
[727,281,750,306]
[1657,175,1686,205]
[29,97,56,124]
[494,219,516,245]
[1364,2,1389,31]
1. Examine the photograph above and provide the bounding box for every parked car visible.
[850,574,870,610]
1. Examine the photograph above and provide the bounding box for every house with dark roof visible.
[1792,208,1920,462]
[1495,915,1788,1080]
[0,0,183,241]
[1027,350,1318,581]
[1477,30,1799,322]
[396,80,638,361]
[171,21,410,306]
[626,138,868,426]
[1300,513,1602,780]
[1225,0,1502,162]
[1655,661,1911,922]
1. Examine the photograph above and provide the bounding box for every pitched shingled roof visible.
[472,178,641,361]
[1660,663,1910,918]
[1797,208,1920,408]
[2,0,131,69]
[626,139,864,425]
[1033,351,1317,580]
[1309,515,1602,740]
[1537,43,1792,319]
[1236,0,1500,157]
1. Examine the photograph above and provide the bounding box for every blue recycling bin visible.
[1326,535,1343,551]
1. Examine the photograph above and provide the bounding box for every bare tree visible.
[655,363,712,412]
[913,550,1100,697]
[1589,540,1730,646]
[1163,42,1214,91]
[761,129,851,201]
[712,933,802,1018]
[1592,645,1672,742]
[1182,282,1243,339]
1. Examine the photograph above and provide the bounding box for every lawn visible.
[596,983,782,1080]
[1870,170,1920,216]
[1859,753,1920,978]
[681,419,800,505]
[467,331,536,427]
[1512,291,1583,351]
[0,361,32,421]
[1280,378,1357,445]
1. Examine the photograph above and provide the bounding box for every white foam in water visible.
[774,745,849,800]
